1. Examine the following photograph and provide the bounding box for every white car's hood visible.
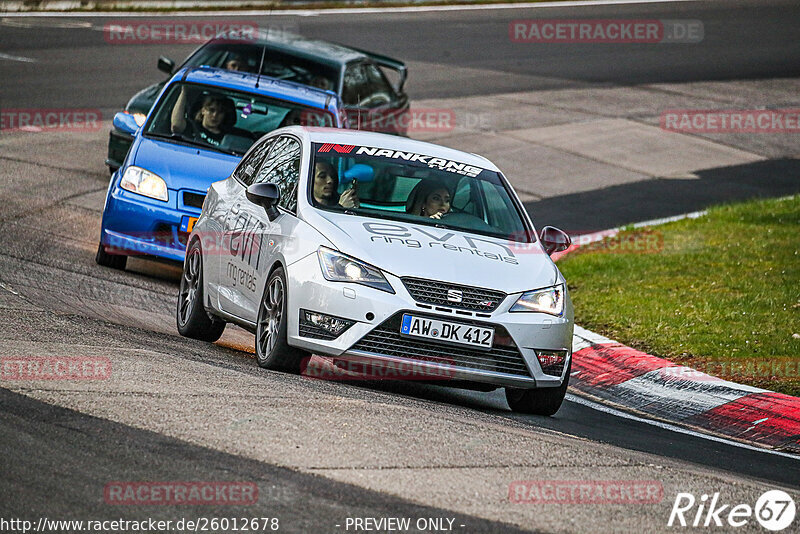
[305,210,560,295]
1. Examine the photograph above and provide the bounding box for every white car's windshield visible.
[310,143,534,243]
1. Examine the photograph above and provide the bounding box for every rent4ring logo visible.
[668,490,796,531]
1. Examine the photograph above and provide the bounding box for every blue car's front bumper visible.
[100,181,204,262]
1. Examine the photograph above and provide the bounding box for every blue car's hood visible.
[131,136,241,192]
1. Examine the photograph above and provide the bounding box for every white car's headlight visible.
[510,284,564,316]
[120,166,168,201]
[317,247,394,294]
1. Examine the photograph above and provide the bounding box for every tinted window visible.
[144,82,334,156]
[310,143,532,242]
[342,63,394,108]
[234,137,275,185]
[256,136,302,213]
[186,43,340,90]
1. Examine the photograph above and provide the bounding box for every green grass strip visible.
[559,195,800,396]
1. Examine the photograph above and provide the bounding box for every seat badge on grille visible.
[447,289,463,303]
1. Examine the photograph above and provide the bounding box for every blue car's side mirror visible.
[113,112,140,136]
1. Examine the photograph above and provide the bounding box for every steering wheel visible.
[436,211,495,231]
[357,93,391,108]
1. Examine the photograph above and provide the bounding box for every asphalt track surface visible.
[1,1,800,532]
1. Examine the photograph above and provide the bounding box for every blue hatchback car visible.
[97,66,345,269]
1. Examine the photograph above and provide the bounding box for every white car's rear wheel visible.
[505,359,571,416]
[176,241,225,342]
[255,266,309,373]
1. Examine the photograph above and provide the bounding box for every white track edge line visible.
[0,0,705,17]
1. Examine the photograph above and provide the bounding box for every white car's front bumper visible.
[285,253,573,390]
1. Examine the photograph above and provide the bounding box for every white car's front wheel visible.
[255,266,309,373]
[505,360,571,416]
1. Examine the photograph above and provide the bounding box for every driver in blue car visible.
[406,180,452,219]
[170,87,235,147]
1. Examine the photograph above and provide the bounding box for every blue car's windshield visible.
[144,82,334,155]
[310,143,534,243]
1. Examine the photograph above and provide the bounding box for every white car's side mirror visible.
[246,183,281,221]
[539,226,571,256]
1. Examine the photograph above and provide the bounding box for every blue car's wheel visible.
[95,243,127,270]
[177,241,225,342]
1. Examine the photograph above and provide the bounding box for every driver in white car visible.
[313,161,360,209]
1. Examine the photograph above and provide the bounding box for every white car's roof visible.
[286,126,500,172]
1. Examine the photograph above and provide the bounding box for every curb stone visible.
[560,211,800,454]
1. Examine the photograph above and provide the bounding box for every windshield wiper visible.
[144,132,205,148]
[144,132,240,156]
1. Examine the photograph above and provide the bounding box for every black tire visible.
[176,241,225,342]
[505,359,571,416]
[95,242,127,270]
[255,266,309,373]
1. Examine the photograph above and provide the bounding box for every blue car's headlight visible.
[120,166,168,202]
[510,284,564,316]
[317,247,394,294]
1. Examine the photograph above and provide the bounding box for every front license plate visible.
[181,216,198,233]
[400,314,494,349]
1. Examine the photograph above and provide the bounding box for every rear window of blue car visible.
[186,43,340,93]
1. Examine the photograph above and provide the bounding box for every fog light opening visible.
[300,309,354,337]
[535,349,568,377]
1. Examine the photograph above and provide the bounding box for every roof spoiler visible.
[347,46,408,93]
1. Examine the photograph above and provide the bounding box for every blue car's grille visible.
[183,192,205,210]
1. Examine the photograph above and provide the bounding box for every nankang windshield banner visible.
[315,143,487,178]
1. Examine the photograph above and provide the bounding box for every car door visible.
[341,61,408,135]
[219,135,302,322]
[215,136,275,320]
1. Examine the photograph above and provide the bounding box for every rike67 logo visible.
[668,490,796,531]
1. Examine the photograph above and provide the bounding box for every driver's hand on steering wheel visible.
[429,211,446,219]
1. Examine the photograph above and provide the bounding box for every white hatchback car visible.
[177,126,574,415]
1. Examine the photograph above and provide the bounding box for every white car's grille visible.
[351,312,531,378]
[401,278,506,313]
